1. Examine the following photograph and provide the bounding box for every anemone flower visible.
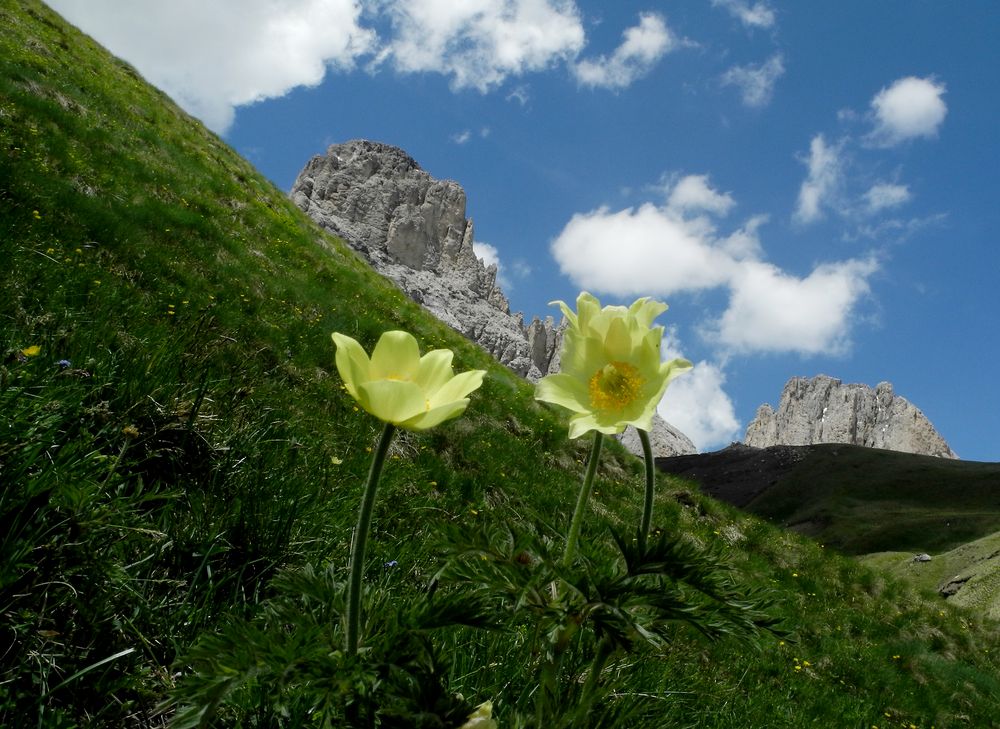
[332,330,485,655]
[535,292,691,561]
[535,292,691,439]
[333,330,485,431]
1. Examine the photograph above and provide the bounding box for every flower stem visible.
[638,428,655,548]
[579,636,615,719]
[562,431,603,567]
[346,422,396,656]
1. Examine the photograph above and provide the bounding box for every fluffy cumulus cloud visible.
[551,203,735,297]
[551,174,878,357]
[377,0,585,91]
[47,1,680,133]
[867,76,947,147]
[705,258,878,355]
[573,13,676,90]
[794,134,843,224]
[711,0,776,29]
[47,0,375,133]
[721,54,785,108]
[666,174,735,216]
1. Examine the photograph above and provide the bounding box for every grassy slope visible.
[2,2,999,726]
[863,531,1000,621]
[743,445,1000,555]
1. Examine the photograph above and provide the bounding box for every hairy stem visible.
[563,431,603,567]
[638,428,655,548]
[345,422,396,656]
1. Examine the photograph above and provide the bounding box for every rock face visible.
[291,140,549,380]
[744,375,957,458]
[620,416,697,459]
[291,139,696,456]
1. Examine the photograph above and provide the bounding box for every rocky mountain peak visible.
[744,374,957,458]
[290,139,696,456]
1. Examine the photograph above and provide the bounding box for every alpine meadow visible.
[2,2,999,727]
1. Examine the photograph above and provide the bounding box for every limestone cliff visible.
[744,375,957,458]
[291,140,696,456]
[291,140,547,379]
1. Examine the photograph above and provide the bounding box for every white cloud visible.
[506,85,531,105]
[47,0,375,133]
[511,259,533,278]
[711,0,776,29]
[658,360,740,451]
[551,177,878,357]
[657,331,740,450]
[864,183,911,213]
[721,54,784,108]
[666,174,736,217]
[706,258,878,356]
[452,130,472,145]
[867,76,947,147]
[719,213,767,260]
[551,203,735,297]
[378,0,586,92]
[794,134,843,224]
[573,12,676,90]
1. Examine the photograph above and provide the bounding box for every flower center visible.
[588,361,643,412]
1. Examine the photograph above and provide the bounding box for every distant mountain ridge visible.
[745,374,957,458]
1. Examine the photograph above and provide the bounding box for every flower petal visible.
[604,316,632,361]
[629,297,668,329]
[370,330,421,381]
[567,412,624,439]
[332,332,371,399]
[662,357,693,385]
[549,299,577,329]
[357,379,426,424]
[403,398,470,431]
[427,368,486,407]
[414,348,454,392]
[534,373,591,413]
[574,291,602,333]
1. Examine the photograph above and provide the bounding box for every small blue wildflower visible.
[384,560,398,568]
[56,359,72,368]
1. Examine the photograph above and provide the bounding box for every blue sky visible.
[47,1,999,460]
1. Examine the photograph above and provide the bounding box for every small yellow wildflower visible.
[20,345,41,357]
[458,700,497,729]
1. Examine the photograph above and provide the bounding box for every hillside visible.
[2,2,1000,727]
[657,443,1000,555]
[862,531,1000,621]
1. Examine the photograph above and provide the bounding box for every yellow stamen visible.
[588,360,643,411]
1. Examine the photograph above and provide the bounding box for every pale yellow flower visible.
[332,330,485,431]
[20,345,41,357]
[535,292,691,439]
[459,700,497,729]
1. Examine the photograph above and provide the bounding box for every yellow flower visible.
[534,292,691,439]
[332,330,485,431]
[459,700,497,729]
[20,345,41,357]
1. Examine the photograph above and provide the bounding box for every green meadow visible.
[2,2,999,726]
